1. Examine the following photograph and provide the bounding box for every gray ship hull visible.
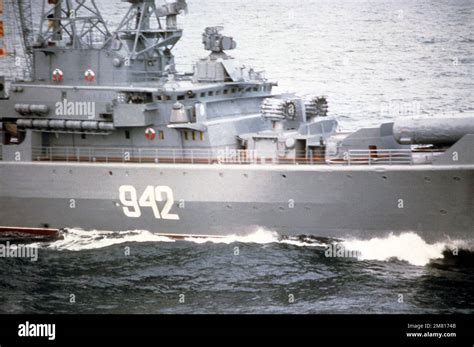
[1,161,472,243]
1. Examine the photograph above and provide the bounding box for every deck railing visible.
[10,146,423,166]
[29,146,326,165]
[327,149,414,165]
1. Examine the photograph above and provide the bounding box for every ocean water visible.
[0,0,474,314]
[0,229,473,314]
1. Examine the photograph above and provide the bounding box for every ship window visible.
[246,87,251,92]
[200,132,205,141]
[253,87,258,92]
[177,95,185,101]
[101,113,112,121]
[208,91,214,96]
[61,91,67,100]
[125,130,130,139]
[128,94,145,104]
[231,88,236,93]
[216,90,221,96]
[81,134,87,140]
[183,131,189,141]
[200,92,205,98]
[192,131,196,141]
[159,131,164,140]
[223,89,228,95]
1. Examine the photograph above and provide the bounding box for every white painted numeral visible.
[139,185,161,219]
[156,186,180,220]
[119,185,180,220]
[119,185,141,218]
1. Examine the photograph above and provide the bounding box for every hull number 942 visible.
[119,185,180,220]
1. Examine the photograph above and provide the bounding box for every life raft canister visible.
[84,69,96,82]
[145,128,156,141]
[52,69,63,82]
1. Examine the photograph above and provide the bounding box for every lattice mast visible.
[0,0,34,80]
[36,0,110,49]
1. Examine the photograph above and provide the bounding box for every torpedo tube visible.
[393,113,474,146]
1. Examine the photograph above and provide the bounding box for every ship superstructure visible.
[0,0,473,243]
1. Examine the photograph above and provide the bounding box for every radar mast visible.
[104,0,188,76]
[36,0,111,49]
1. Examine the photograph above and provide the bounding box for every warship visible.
[0,0,473,243]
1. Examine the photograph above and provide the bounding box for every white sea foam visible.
[341,232,460,267]
[35,229,174,251]
[37,228,326,251]
[184,228,326,247]
[35,228,469,267]
[184,229,280,245]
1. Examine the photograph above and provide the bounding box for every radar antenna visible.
[202,26,236,54]
[104,0,188,75]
